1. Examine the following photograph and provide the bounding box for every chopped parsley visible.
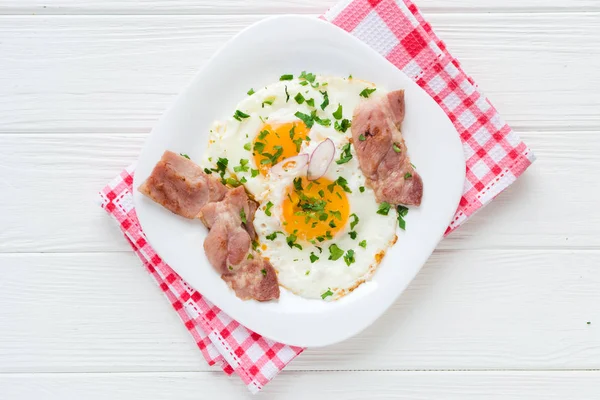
[327,176,352,193]
[251,169,260,177]
[321,289,334,299]
[293,177,303,191]
[393,143,402,153]
[334,119,351,133]
[295,111,314,128]
[404,172,413,179]
[285,85,290,102]
[203,168,212,175]
[252,240,259,251]
[260,145,283,166]
[359,134,366,141]
[247,253,254,260]
[229,266,233,271]
[411,163,416,169]
[325,231,333,240]
[344,249,355,266]
[360,87,377,98]
[397,205,409,230]
[329,210,342,220]
[320,91,329,110]
[305,270,310,276]
[329,220,337,228]
[289,124,296,140]
[258,130,270,140]
[212,157,228,180]
[313,112,331,127]
[280,74,294,81]
[299,71,316,84]
[359,240,367,248]
[225,178,241,187]
[332,104,343,120]
[180,153,190,160]
[377,202,392,216]
[265,201,274,216]
[247,88,255,96]
[286,232,303,250]
[240,176,247,183]
[349,231,357,240]
[328,244,344,261]
[359,186,365,193]
[233,159,249,173]
[233,110,250,121]
[350,213,359,230]
[261,268,267,277]
[310,253,319,263]
[243,142,251,151]
[294,92,305,104]
[266,231,284,241]
[254,142,265,154]
[262,97,275,107]
[292,136,304,152]
[336,143,353,165]
[318,189,325,198]
[306,98,315,107]
[239,209,247,224]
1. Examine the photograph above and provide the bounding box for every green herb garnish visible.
[280,74,293,81]
[320,91,329,110]
[240,209,247,224]
[359,186,365,193]
[294,92,305,104]
[321,289,333,299]
[377,202,392,216]
[310,253,319,263]
[332,104,343,120]
[306,98,315,107]
[233,110,250,121]
[344,249,355,266]
[328,244,344,261]
[359,134,366,141]
[334,119,351,133]
[359,240,367,248]
[247,88,255,95]
[336,143,353,165]
[261,268,267,277]
[180,153,190,160]
[285,85,290,102]
[360,87,377,98]
[393,143,402,153]
[404,172,412,179]
[244,142,251,151]
[251,169,260,178]
[233,159,249,173]
[397,205,409,230]
[349,231,357,240]
[350,213,359,230]
[295,111,314,128]
[265,201,274,216]
[266,231,284,241]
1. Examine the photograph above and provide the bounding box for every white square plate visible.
[133,15,465,347]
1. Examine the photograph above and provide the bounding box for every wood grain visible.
[0,14,598,132]
[0,130,595,252]
[2,371,600,399]
[1,0,599,15]
[1,251,598,372]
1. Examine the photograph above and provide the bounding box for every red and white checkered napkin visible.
[99,0,535,393]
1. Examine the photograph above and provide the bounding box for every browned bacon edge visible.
[138,150,279,301]
[351,90,423,207]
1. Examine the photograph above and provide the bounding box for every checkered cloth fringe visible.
[99,0,534,393]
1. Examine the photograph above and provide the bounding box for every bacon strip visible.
[138,151,279,301]
[351,90,423,206]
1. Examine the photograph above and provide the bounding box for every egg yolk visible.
[252,121,310,176]
[282,177,350,241]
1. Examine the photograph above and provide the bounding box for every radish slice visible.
[308,138,335,181]
[271,154,309,177]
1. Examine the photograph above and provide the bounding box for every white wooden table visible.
[1,0,599,398]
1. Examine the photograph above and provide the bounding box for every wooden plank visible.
[0,14,598,131]
[1,251,597,373]
[0,0,598,15]
[0,130,596,253]
[2,371,600,400]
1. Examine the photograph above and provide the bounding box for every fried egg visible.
[204,73,399,300]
